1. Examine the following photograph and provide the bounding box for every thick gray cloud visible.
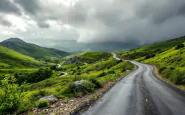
[37,22,50,28]
[14,0,40,15]
[0,16,12,26]
[0,0,21,15]
[0,0,185,47]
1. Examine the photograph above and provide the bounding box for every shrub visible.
[145,53,156,59]
[158,66,167,73]
[89,77,103,88]
[107,70,115,74]
[175,43,184,50]
[31,89,49,99]
[97,72,106,77]
[17,99,34,114]
[83,80,95,92]
[50,65,57,70]
[63,80,95,96]
[0,77,25,114]
[17,68,53,84]
[170,71,185,85]
[37,100,49,108]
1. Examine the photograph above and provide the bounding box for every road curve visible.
[82,61,185,115]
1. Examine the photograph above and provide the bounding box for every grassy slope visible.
[0,39,70,60]
[27,52,134,91]
[78,52,111,62]
[15,52,134,113]
[118,36,185,89]
[0,46,42,69]
[119,36,185,60]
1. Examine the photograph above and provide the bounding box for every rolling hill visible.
[119,36,185,59]
[0,46,42,68]
[0,38,70,61]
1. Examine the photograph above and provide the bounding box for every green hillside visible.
[143,43,185,85]
[120,36,185,60]
[0,51,134,114]
[0,46,42,69]
[118,36,185,89]
[0,38,70,61]
[78,52,111,62]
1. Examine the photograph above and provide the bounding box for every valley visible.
[0,36,185,115]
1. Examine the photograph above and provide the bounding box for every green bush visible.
[107,70,115,74]
[175,43,184,50]
[170,71,185,85]
[17,99,34,114]
[97,72,106,77]
[17,68,53,84]
[158,66,167,73]
[31,89,49,100]
[163,69,172,79]
[37,100,49,108]
[0,77,25,114]
[63,80,95,96]
[89,77,103,88]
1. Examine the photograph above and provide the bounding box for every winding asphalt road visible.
[82,61,185,115]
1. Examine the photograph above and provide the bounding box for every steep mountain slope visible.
[0,38,70,60]
[0,46,42,68]
[120,36,185,59]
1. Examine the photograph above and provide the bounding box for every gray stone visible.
[35,95,43,100]
[40,94,58,103]
[74,80,87,88]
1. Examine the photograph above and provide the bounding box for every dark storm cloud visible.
[37,22,50,28]
[1,0,185,46]
[0,19,12,26]
[136,0,185,24]
[14,0,41,15]
[0,0,21,15]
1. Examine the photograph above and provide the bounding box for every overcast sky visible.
[0,0,185,46]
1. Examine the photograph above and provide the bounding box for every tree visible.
[0,77,25,114]
[14,73,19,79]
[50,65,57,70]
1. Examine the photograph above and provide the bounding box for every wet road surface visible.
[82,61,185,115]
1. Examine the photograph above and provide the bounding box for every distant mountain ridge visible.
[2,38,25,43]
[0,38,70,60]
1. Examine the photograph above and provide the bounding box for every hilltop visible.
[0,38,70,61]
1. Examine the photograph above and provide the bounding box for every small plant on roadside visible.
[37,100,49,108]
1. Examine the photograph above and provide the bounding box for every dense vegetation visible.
[16,68,53,84]
[0,51,134,114]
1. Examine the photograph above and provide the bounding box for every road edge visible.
[71,65,138,115]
